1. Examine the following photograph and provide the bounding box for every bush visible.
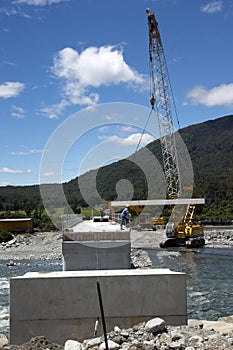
[0,230,13,243]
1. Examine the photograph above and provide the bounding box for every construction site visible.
[7,7,221,347]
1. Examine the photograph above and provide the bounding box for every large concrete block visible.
[10,269,187,345]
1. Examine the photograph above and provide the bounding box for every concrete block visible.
[10,269,187,345]
[62,241,131,270]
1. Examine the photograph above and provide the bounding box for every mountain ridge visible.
[1,114,233,220]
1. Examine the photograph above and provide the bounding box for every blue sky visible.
[0,0,233,187]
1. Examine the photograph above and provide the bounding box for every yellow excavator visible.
[146,8,205,248]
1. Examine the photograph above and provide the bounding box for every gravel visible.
[0,231,63,261]
[4,317,233,349]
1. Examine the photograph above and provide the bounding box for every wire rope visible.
[163,53,181,130]
[135,108,154,152]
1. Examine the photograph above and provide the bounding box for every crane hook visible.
[150,95,155,109]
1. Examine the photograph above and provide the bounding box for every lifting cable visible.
[163,53,181,130]
[135,48,157,153]
[135,108,154,152]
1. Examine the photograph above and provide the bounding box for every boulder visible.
[145,317,166,334]
[99,340,120,350]
[84,337,102,349]
[0,333,8,348]
[64,339,83,350]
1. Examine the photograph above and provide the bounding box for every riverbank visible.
[0,226,232,261]
[0,231,63,261]
[3,316,233,349]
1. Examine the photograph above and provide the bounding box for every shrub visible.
[0,230,13,243]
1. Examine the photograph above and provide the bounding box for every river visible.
[148,246,233,320]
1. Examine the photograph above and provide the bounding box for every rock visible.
[189,335,204,344]
[130,250,152,268]
[120,343,130,350]
[7,238,16,246]
[145,318,166,334]
[169,339,185,349]
[9,336,63,349]
[170,336,186,349]
[7,315,233,349]
[120,331,129,338]
[114,326,121,334]
[64,339,83,350]
[84,337,102,348]
[0,333,8,348]
[111,335,125,345]
[99,340,120,350]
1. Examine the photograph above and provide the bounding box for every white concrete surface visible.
[71,220,128,233]
[10,269,187,345]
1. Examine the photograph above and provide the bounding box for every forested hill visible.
[179,115,233,202]
[0,114,233,219]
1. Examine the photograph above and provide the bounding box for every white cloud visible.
[11,149,45,155]
[11,105,25,118]
[0,167,23,174]
[51,45,146,107]
[15,0,66,5]
[0,82,25,98]
[0,59,16,66]
[201,1,223,14]
[121,125,138,132]
[0,167,31,174]
[184,83,233,107]
[100,133,154,147]
[0,5,31,18]
[41,171,55,177]
[0,181,13,186]
[41,99,68,119]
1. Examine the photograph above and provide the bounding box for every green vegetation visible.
[0,114,232,224]
[0,230,13,243]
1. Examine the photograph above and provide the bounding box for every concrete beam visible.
[111,198,205,207]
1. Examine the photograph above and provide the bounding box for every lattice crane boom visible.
[146,8,181,198]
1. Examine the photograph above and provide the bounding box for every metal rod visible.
[96,281,109,350]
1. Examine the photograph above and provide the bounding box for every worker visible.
[120,205,130,230]
[99,207,104,218]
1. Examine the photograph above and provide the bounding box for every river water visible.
[0,259,62,336]
[0,247,233,336]
[148,246,233,320]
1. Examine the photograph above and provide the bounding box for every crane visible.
[146,8,205,248]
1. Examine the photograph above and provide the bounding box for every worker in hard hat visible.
[120,205,130,230]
